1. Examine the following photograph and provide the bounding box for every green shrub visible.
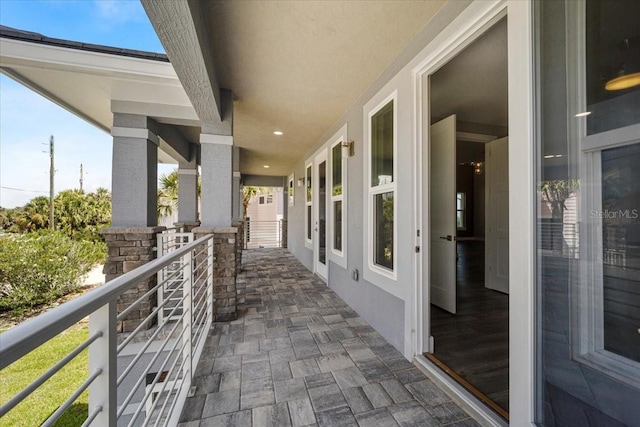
[0,231,105,313]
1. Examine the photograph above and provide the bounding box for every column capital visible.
[111,127,159,145]
[200,134,233,145]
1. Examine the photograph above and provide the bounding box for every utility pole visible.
[49,135,54,230]
[79,163,84,192]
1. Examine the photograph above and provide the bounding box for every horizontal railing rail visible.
[0,232,214,426]
[244,220,284,249]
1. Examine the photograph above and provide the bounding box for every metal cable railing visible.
[244,220,284,248]
[0,232,214,426]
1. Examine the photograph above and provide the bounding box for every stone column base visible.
[232,220,245,274]
[101,226,165,332]
[193,226,238,322]
[280,219,288,248]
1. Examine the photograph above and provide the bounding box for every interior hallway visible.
[430,240,509,415]
[179,249,481,427]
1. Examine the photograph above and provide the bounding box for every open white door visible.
[485,137,509,293]
[430,115,457,314]
[314,150,328,280]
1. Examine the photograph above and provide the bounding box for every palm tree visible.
[242,186,270,219]
[158,170,179,218]
[157,170,202,219]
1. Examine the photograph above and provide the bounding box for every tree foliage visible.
[1,188,111,242]
[157,169,202,219]
[242,186,270,219]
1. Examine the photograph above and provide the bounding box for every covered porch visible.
[178,249,477,426]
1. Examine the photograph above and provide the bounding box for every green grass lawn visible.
[0,324,89,426]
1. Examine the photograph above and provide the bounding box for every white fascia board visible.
[0,38,179,82]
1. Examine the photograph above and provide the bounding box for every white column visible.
[200,134,233,227]
[110,114,159,227]
[177,160,199,223]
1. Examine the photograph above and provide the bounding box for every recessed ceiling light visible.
[575,111,591,117]
[263,165,270,168]
[544,155,555,159]
[273,131,283,136]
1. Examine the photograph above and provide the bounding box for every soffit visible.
[0,38,197,163]
[202,0,446,175]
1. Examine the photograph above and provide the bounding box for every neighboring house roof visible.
[0,25,168,62]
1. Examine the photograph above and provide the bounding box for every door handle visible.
[439,235,454,241]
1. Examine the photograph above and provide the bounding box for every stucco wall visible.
[287,0,472,357]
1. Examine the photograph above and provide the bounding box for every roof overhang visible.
[0,34,198,164]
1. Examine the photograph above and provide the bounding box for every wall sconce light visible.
[342,140,354,157]
[297,178,305,187]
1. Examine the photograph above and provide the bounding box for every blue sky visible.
[0,0,171,208]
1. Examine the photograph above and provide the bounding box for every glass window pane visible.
[306,165,312,202]
[332,144,342,196]
[586,0,640,134]
[319,161,326,265]
[307,205,312,240]
[601,143,640,362]
[334,200,342,252]
[374,192,393,270]
[371,101,394,187]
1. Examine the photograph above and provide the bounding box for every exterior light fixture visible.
[341,140,354,157]
[297,178,305,187]
[273,131,283,136]
[575,111,591,117]
[605,37,640,91]
[263,165,270,168]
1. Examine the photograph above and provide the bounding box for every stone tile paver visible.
[179,249,478,426]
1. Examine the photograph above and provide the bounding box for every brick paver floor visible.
[178,249,480,427]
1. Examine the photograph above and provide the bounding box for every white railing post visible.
[88,301,117,427]
[207,238,214,324]
[182,250,193,383]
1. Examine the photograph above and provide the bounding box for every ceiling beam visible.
[141,0,222,124]
[157,123,192,163]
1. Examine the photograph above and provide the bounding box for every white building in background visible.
[245,188,284,248]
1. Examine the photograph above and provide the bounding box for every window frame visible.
[288,173,295,207]
[365,91,397,280]
[329,124,348,268]
[568,0,640,389]
[305,161,313,248]
[456,192,466,230]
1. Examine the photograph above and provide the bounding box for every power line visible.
[1,186,48,193]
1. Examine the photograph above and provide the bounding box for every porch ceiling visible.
[148,1,447,176]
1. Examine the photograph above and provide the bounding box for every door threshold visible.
[422,353,509,422]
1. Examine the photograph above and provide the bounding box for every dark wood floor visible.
[430,240,509,413]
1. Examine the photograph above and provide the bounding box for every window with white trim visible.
[368,97,396,273]
[330,138,345,259]
[305,163,313,245]
[456,192,466,230]
[568,0,640,388]
[288,174,294,207]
